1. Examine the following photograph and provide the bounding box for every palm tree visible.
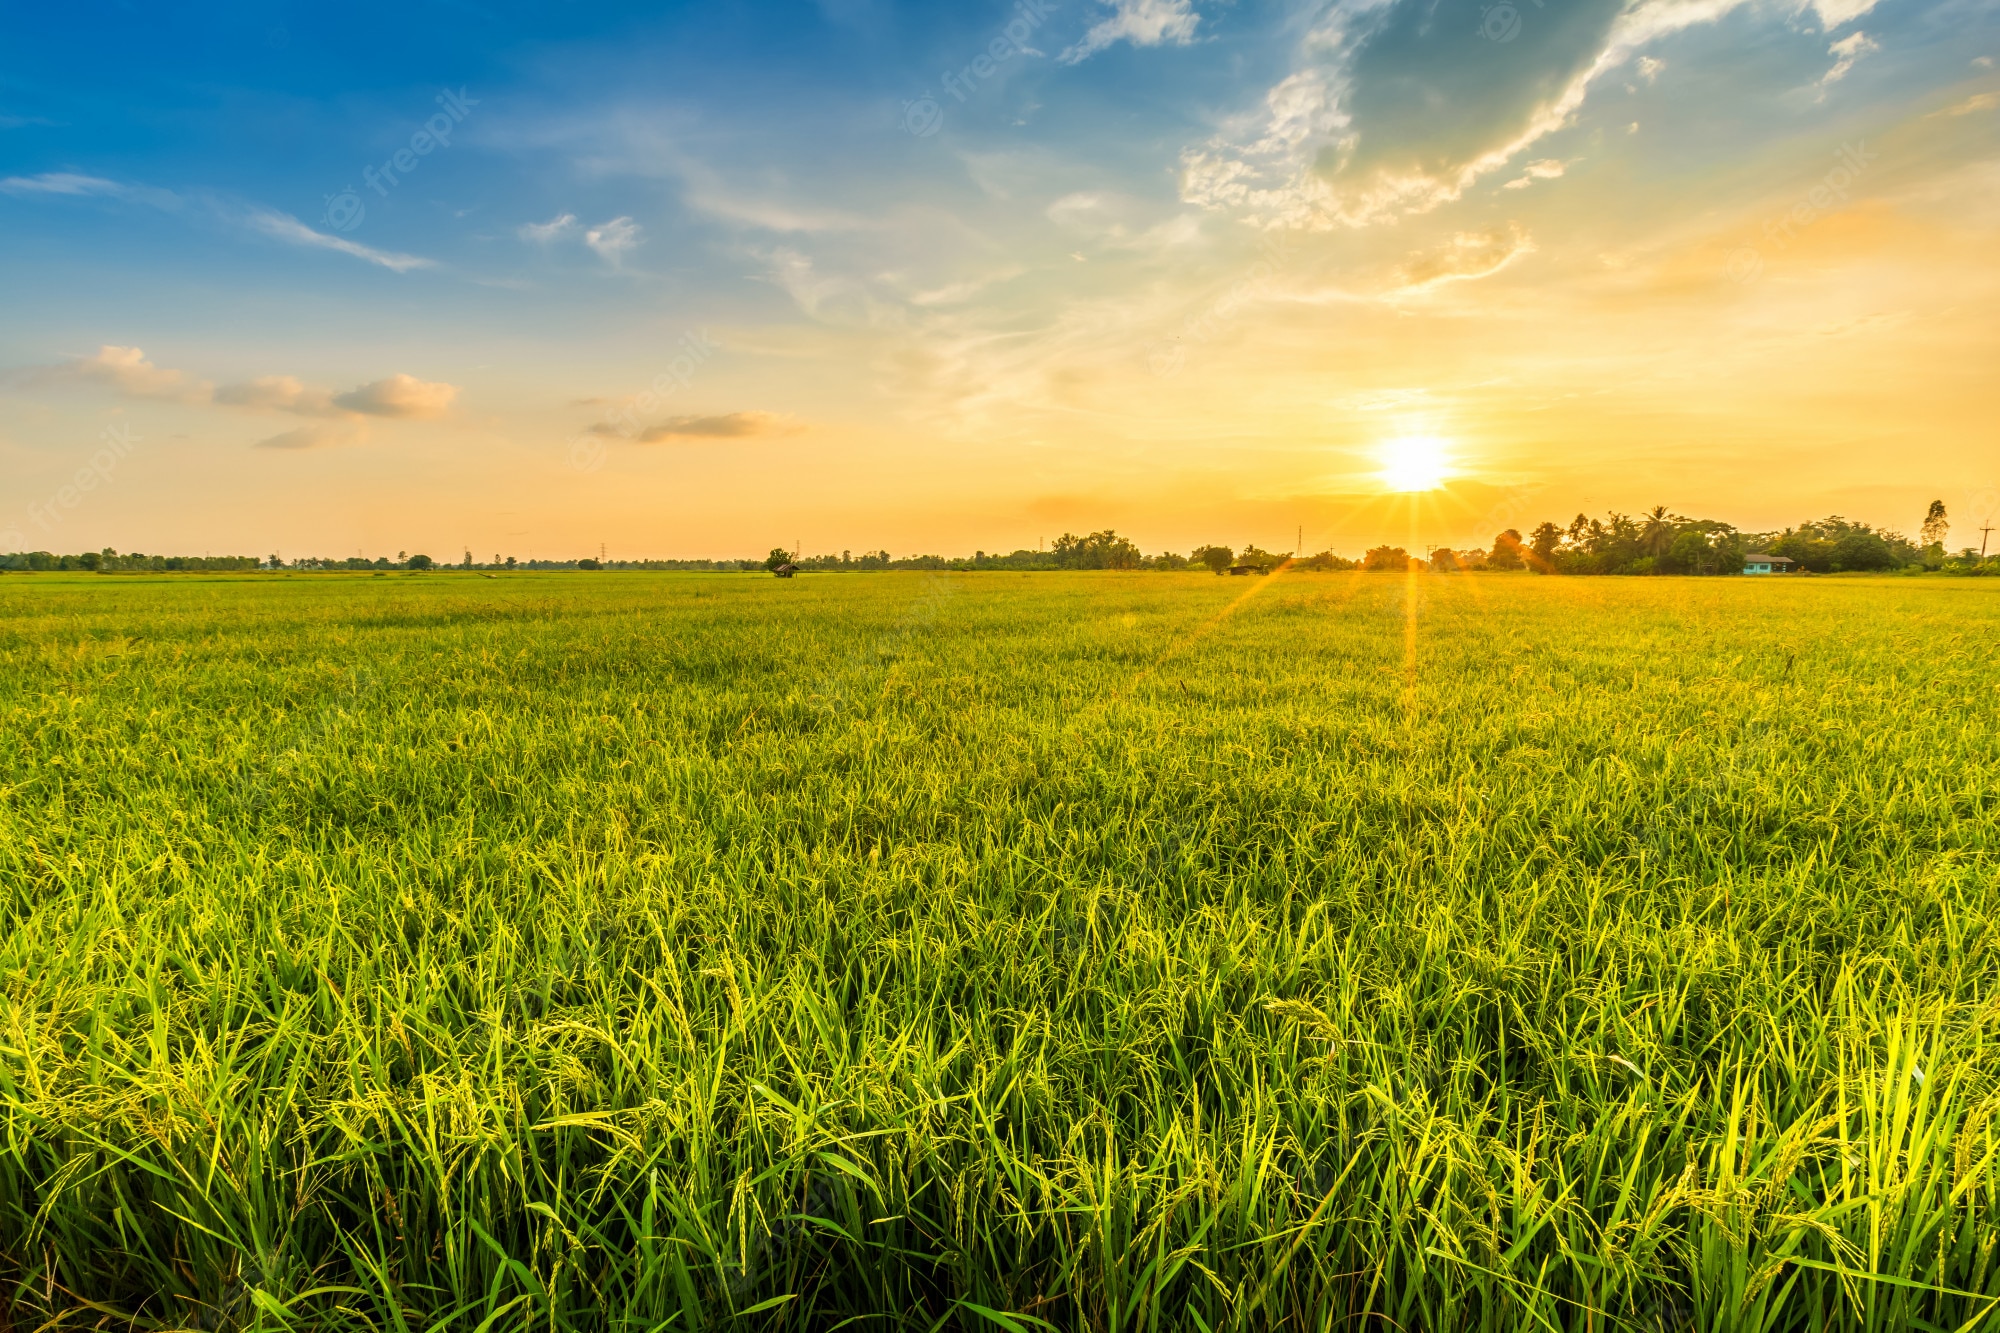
[1641,505,1675,560]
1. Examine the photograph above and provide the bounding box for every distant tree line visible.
[10,506,1994,576]
[1390,506,1992,576]
[0,548,258,572]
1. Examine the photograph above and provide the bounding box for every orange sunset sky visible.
[3,0,1997,560]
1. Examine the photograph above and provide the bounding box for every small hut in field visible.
[772,563,799,578]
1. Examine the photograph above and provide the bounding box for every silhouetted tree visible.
[1193,544,1234,574]
[1921,500,1949,562]
[1529,522,1563,571]
[1052,530,1142,570]
[1641,506,1676,562]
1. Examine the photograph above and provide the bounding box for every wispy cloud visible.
[1393,227,1535,292]
[253,421,372,451]
[1180,0,1777,231]
[244,209,435,271]
[1934,90,2000,116]
[0,172,180,209]
[1060,0,1201,64]
[584,215,642,264]
[2,171,434,271]
[1820,31,1879,87]
[1503,159,1571,191]
[592,410,803,441]
[519,211,578,242]
[1,172,120,196]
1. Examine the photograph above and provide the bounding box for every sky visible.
[2,0,1997,562]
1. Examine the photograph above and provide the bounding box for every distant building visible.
[1228,563,1264,576]
[1743,554,1796,575]
[772,563,798,578]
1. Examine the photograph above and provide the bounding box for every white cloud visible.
[584,216,642,264]
[19,345,209,402]
[1393,227,1535,292]
[1046,192,1111,227]
[519,212,578,242]
[331,373,459,419]
[214,375,338,415]
[1798,0,1881,30]
[243,209,435,272]
[1636,56,1665,82]
[1182,0,1773,231]
[1820,31,1879,86]
[1059,0,1200,64]
[14,345,458,442]
[1503,159,1571,190]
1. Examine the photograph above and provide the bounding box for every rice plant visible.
[2,569,1996,1331]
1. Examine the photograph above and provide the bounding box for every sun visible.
[1379,435,1451,492]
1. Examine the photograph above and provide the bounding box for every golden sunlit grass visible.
[1379,434,1451,491]
[4,571,2000,1331]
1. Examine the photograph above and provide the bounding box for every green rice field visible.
[3,569,1998,1331]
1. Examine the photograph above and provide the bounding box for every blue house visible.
[1743,553,1796,575]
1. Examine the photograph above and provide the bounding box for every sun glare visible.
[1380,436,1451,492]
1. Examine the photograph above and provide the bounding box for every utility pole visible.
[1983,523,1995,558]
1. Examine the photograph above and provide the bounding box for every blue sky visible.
[3,0,1997,560]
